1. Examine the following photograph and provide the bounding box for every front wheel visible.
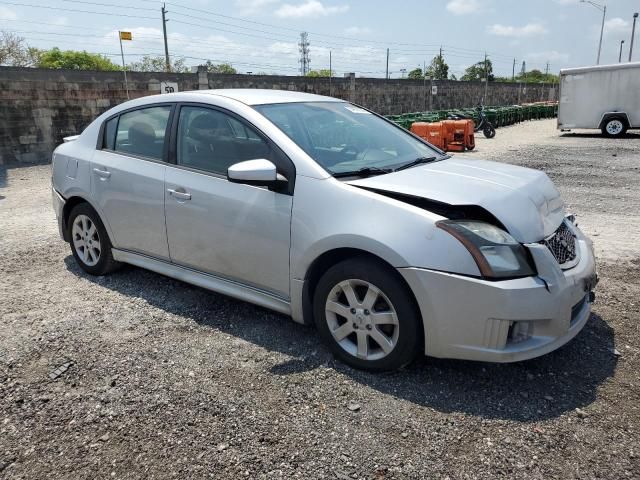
[483,124,496,138]
[313,258,421,371]
[602,119,627,137]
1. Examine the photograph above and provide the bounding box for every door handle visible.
[92,167,111,179]
[167,188,192,201]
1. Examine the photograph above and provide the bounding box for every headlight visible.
[436,220,536,279]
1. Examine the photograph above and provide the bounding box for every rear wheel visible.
[602,118,627,137]
[68,203,120,276]
[313,258,421,371]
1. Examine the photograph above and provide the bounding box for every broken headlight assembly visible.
[436,220,536,279]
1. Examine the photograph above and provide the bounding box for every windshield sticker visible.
[344,105,371,114]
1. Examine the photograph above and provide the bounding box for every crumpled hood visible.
[347,158,565,243]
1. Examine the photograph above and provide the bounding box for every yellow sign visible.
[119,31,132,41]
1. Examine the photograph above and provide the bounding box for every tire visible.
[313,258,421,371]
[601,118,627,137]
[67,203,120,276]
[483,124,496,139]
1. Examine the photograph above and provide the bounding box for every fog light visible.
[508,321,532,344]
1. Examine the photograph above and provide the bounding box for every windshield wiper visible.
[394,156,437,172]
[333,166,393,178]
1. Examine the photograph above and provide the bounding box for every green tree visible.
[203,61,237,74]
[425,53,449,80]
[494,69,560,84]
[128,55,188,73]
[518,69,559,83]
[407,67,424,79]
[34,47,119,70]
[449,73,458,81]
[461,59,494,82]
[306,69,332,77]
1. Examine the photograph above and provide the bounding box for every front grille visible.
[543,221,577,266]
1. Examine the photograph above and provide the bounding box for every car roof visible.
[195,89,344,105]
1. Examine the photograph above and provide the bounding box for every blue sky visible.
[0,0,638,77]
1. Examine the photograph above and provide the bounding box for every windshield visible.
[254,102,443,175]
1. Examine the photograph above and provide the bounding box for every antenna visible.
[299,32,310,76]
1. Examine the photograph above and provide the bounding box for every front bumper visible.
[400,225,597,362]
[52,186,66,240]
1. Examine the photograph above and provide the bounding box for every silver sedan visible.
[51,89,597,371]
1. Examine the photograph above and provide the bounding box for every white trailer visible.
[557,62,640,137]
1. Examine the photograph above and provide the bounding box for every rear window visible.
[103,116,117,150]
[112,106,172,160]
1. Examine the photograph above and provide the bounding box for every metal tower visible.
[299,32,310,76]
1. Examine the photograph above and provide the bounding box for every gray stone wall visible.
[0,66,557,164]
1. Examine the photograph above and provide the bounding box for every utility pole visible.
[619,40,625,62]
[483,52,488,105]
[518,60,525,104]
[329,50,332,96]
[580,1,606,65]
[630,13,638,62]
[118,31,130,99]
[385,48,389,80]
[545,62,550,75]
[161,4,170,72]
[298,32,310,76]
[512,58,516,81]
[423,60,427,111]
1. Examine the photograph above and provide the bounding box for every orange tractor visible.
[410,119,475,152]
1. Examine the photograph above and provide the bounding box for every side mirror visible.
[227,159,287,187]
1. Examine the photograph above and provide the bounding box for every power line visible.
[53,0,156,11]
[1,1,157,19]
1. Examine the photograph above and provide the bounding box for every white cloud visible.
[50,16,69,26]
[344,26,371,36]
[604,17,630,35]
[267,41,298,57]
[554,0,579,5]
[487,23,547,37]
[446,0,481,15]
[0,6,17,20]
[275,0,349,18]
[234,0,281,16]
[526,50,570,63]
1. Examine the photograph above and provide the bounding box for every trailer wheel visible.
[602,118,627,137]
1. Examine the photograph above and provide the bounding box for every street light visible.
[619,40,625,62]
[630,13,639,62]
[580,0,607,65]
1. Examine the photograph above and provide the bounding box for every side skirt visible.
[112,249,291,316]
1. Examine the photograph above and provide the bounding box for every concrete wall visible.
[0,66,557,164]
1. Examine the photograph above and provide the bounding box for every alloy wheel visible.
[606,120,624,136]
[72,214,101,267]
[325,279,399,361]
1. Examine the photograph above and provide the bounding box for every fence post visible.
[197,66,208,90]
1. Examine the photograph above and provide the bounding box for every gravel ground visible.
[1,119,639,479]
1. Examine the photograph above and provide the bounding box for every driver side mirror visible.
[227,159,288,188]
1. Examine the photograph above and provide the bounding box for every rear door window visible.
[114,106,172,160]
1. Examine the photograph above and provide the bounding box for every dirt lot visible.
[1,119,639,479]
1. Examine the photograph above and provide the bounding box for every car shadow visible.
[559,132,640,139]
[65,256,617,423]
